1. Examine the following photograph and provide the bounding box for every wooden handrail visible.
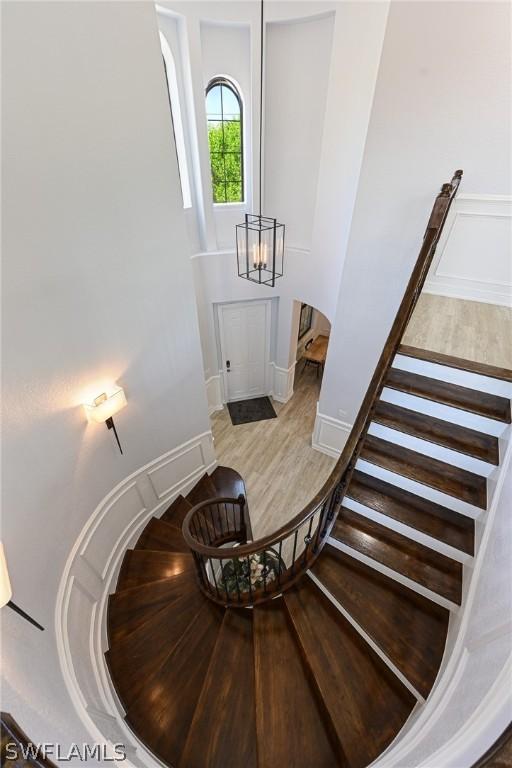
[183,170,463,605]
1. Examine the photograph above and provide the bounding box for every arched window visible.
[205,78,244,204]
[159,31,192,209]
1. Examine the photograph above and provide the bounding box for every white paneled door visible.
[218,301,270,402]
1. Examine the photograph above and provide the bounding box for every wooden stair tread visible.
[332,507,462,604]
[311,545,449,699]
[386,367,511,423]
[285,579,415,768]
[134,517,188,553]
[125,601,224,768]
[186,473,218,506]
[361,434,487,509]
[347,470,474,555]
[398,344,512,383]
[160,494,192,527]
[116,550,195,591]
[254,600,341,768]
[374,400,499,464]
[106,589,206,711]
[180,609,257,768]
[107,572,196,646]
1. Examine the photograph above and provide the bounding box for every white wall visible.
[163,1,389,402]
[265,13,334,251]
[320,0,512,430]
[2,0,210,753]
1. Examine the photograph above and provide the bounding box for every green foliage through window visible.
[206,80,243,204]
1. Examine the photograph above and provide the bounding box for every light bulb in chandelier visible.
[236,214,285,287]
[252,242,268,270]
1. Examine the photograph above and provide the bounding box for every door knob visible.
[226,360,231,372]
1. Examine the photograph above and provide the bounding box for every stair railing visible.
[183,170,463,607]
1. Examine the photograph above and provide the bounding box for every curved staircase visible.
[106,467,418,768]
[104,173,512,766]
[106,350,511,768]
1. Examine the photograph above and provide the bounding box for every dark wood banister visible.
[183,171,463,586]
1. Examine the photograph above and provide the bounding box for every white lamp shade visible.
[84,387,127,423]
[0,542,13,607]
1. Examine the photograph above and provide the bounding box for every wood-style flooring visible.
[403,294,512,369]
[212,294,510,537]
[211,366,335,539]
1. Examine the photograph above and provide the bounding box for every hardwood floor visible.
[210,366,335,539]
[403,294,512,369]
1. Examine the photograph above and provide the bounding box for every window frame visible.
[205,77,245,206]
[159,31,192,209]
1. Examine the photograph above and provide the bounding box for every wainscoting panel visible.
[80,482,146,581]
[56,430,217,768]
[425,195,512,306]
[312,406,352,458]
[148,441,207,499]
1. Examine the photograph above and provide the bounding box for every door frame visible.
[216,299,272,403]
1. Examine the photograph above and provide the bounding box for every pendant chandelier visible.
[236,0,285,287]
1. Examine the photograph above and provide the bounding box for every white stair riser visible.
[327,537,459,612]
[380,387,507,438]
[342,495,472,564]
[393,354,512,398]
[356,458,484,519]
[368,422,495,477]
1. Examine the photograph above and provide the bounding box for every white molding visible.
[271,361,296,404]
[205,374,223,415]
[312,404,352,458]
[55,431,216,768]
[190,244,310,260]
[425,194,512,307]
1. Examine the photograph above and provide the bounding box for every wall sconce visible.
[83,386,127,454]
[0,542,44,630]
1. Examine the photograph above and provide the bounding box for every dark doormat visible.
[227,396,277,426]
